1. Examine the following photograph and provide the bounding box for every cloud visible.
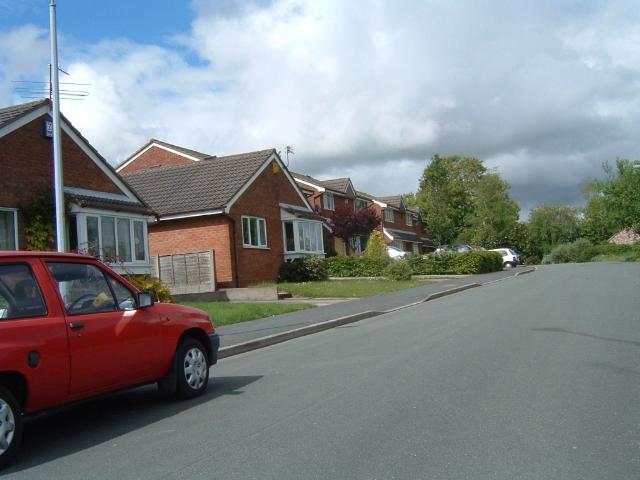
[2,0,640,216]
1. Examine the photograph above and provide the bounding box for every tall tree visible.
[582,159,640,241]
[415,155,486,245]
[527,204,580,257]
[328,204,380,255]
[460,173,520,248]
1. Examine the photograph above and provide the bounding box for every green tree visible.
[458,173,520,248]
[364,230,389,261]
[582,159,640,241]
[415,155,486,245]
[527,204,580,257]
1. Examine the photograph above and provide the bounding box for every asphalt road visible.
[5,263,639,479]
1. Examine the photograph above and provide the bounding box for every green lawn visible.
[278,279,434,298]
[182,301,314,327]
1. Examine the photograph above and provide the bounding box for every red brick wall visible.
[119,145,195,173]
[0,114,126,247]
[147,216,235,288]
[229,161,308,287]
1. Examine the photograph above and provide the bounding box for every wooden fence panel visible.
[152,250,216,295]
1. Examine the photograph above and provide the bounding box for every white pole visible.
[50,0,65,252]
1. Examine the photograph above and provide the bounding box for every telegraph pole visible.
[50,0,65,251]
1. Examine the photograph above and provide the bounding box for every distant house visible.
[0,99,154,274]
[119,140,325,287]
[291,172,431,254]
[608,227,640,245]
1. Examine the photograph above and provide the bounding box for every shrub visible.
[364,230,389,261]
[384,259,413,280]
[407,251,503,275]
[524,255,541,265]
[324,256,389,277]
[278,256,328,282]
[544,238,595,264]
[124,274,174,303]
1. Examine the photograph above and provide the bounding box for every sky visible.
[1,0,640,218]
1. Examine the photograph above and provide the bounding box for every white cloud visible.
[2,0,640,211]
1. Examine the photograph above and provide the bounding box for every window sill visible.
[243,245,270,250]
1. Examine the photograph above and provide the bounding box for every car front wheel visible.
[176,339,210,399]
[0,386,22,470]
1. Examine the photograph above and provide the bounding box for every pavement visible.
[217,266,535,358]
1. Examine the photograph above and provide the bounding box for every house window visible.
[323,192,335,211]
[356,199,368,210]
[406,214,413,226]
[242,216,267,248]
[283,220,324,253]
[384,208,394,223]
[84,215,148,263]
[350,236,362,253]
[0,208,18,250]
[391,240,403,250]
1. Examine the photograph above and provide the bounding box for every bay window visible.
[283,220,324,253]
[83,215,147,263]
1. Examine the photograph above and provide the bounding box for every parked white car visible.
[387,246,408,259]
[489,248,520,268]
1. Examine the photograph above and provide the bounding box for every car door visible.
[45,261,164,398]
[0,259,70,412]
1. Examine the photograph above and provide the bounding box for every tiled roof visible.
[66,192,153,215]
[0,98,48,129]
[291,172,354,196]
[378,195,404,209]
[122,149,276,216]
[321,178,352,195]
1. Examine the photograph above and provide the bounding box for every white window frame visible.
[77,212,149,264]
[242,216,268,248]
[282,220,324,254]
[323,192,335,211]
[384,208,394,223]
[406,213,413,226]
[0,208,19,250]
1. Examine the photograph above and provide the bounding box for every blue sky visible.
[1,0,640,217]
[0,1,193,46]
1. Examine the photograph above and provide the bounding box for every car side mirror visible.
[136,291,155,309]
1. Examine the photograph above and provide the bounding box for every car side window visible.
[106,274,136,311]
[47,262,117,315]
[0,264,47,320]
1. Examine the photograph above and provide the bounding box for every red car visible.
[0,251,219,469]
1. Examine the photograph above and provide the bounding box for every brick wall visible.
[229,161,308,287]
[119,145,195,174]
[0,114,126,247]
[148,216,235,288]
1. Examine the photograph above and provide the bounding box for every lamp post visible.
[50,0,65,252]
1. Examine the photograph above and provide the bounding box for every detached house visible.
[0,99,154,274]
[292,172,432,255]
[119,140,325,288]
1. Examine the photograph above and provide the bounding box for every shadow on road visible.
[6,375,262,474]
[532,327,640,347]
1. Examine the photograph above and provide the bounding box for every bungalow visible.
[291,172,431,255]
[119,140,325,288]
[0,99,154,274]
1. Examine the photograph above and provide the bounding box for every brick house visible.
[291,172,432,254]
[0,99,154,274]
[119,140,325,287]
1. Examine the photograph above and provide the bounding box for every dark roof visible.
[66,192,153,215]
[0,98,48,129]
[122,149,277,216]
[385,228,421,242]
[378,195,405,210]
[291,172,354,196]
[119,139,213,169]
[281,207,325,222]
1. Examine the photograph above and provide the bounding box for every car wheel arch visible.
[0,372,27,412]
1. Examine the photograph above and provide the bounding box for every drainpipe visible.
[226,214,240,288]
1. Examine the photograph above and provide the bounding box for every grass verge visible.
[182,302,315,327]
[278,279,434,298]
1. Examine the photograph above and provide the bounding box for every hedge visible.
[542,240,640,264]
[324,251,503,277]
